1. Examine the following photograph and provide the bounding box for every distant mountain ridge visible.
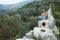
[0,4,4,6]
[0,0,34,13]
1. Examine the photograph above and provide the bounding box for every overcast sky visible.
[0,0,26,5]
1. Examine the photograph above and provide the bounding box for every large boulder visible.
[38,20,59,34]
[33,27,57,40]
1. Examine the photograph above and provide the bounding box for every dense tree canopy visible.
[0,0,60,40]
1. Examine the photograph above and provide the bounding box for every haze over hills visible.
[0,4,4,6]
[0,0,34,13]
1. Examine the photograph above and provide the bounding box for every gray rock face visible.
[33,27,57,40]
[16,27,57,40]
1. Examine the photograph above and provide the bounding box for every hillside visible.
[0,0,34,13]
[0,0,60,40]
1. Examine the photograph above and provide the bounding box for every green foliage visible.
[0,0,60,40]
[55,33,60,40]
[29,16,38,29]
[52,0,60,28]
[0,13,22,40]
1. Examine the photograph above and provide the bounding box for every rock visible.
[16,38,34,40]
[38,20,52,29]
[33,27,57,40]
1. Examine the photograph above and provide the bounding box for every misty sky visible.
[0,0,26,5]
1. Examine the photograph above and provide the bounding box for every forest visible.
[0,0,60,40]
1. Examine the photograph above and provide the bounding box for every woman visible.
[38,8,48,20]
